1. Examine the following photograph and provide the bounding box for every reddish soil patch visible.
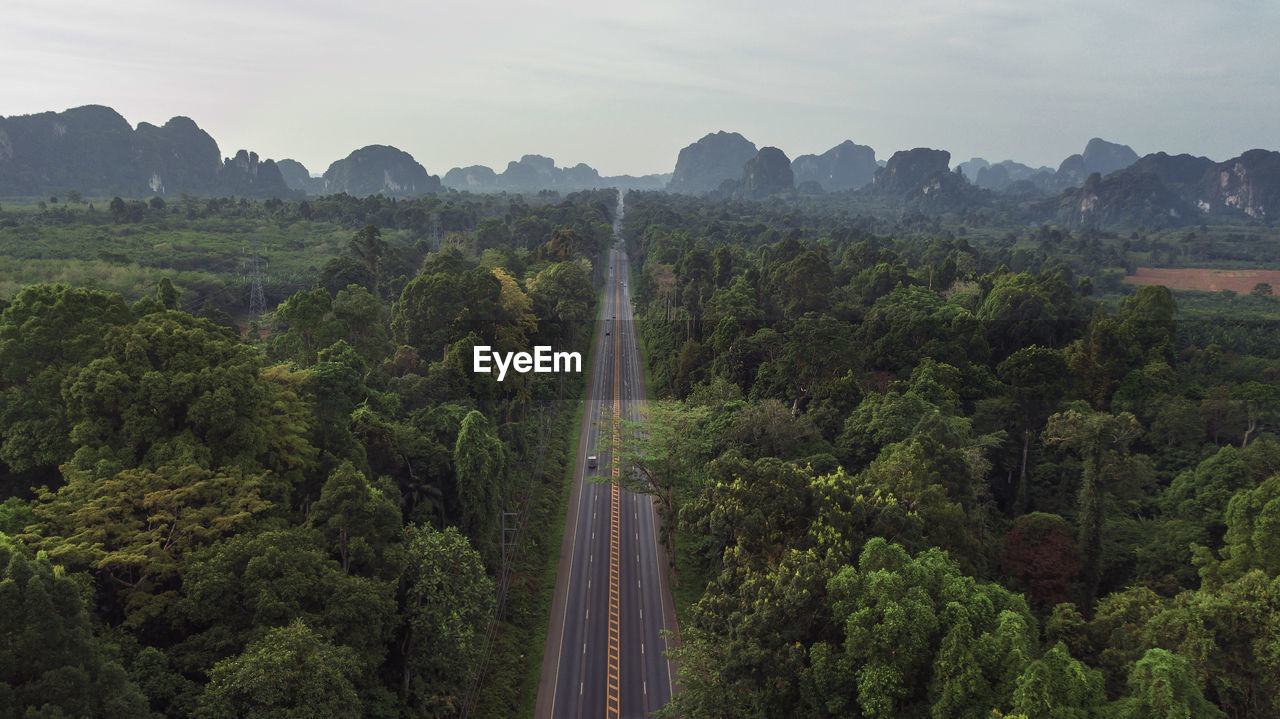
[1125,267,1280,294]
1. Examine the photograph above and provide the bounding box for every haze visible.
[3,0,1278,176]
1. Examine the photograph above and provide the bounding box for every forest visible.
[0,190,614,718]
[1,185,1279,718]
[614,191,1280,719]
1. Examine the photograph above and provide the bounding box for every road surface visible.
[535,192,678,719]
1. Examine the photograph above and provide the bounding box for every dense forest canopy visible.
[0,190,613,718]
[613,191,1280,719]
[1,184,1279,718]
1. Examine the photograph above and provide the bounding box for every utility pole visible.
[248,237,266,318]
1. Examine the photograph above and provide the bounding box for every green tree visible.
[177,528,396,675]
[1111,649,1224,719]
[156,277,179,310]
[273,287,343,366]
[62,311,267,478]
[610,400,712,583]
[802,539,1036,719]
[28,465,272,628]
[998,345,1070,513]
[1043,406,1142,603]
[1009,642,1105,719]
[527,260,596,345]
[0,546,148,717]
[194,619,363,719]
[396,524,493,716]
[0,284,133,473]
[453,410,506,566]
[308,461,402,577]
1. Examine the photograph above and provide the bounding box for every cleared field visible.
[1125,267,1280,293]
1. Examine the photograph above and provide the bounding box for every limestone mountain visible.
[738,147,794,199]
[667,131,757,194]
[975,161,1053,191]
[216,150,292,198]
[870,148,953,195]
[443,165,501,191]
[1051,138,1140,188]
[0,105,293,198]
[132,116,222,195]
[442,156,669,193]
[956,157,989,181]
[1197,149,1280,219]
[866,148,983,211]
[1054,170,1194,229]
[1126,152,1214,190]
[321,145,441,198]
[791,140,877,192]
[277,159,325,195]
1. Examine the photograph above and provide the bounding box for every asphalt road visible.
[535,194,677,719]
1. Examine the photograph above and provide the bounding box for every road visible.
[535,192,678,719]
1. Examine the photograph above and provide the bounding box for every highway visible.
[535,192,678,719]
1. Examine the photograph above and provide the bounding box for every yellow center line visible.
[606,260,622,719]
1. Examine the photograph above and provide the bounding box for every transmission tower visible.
[248,237,266,318]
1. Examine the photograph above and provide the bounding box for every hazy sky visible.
[3,0,1278,177]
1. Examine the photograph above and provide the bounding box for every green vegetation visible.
[611,191,1280,719]
[0,190,613,718]
[4,182,1280,718]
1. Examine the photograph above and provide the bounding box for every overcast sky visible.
[3,0,1277,177]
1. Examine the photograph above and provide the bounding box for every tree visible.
[1043,406,1142,603]
[156,277,179,309]
[273,287,342,366]
[998,346,1070,513]
[177,528,396,675]
[527,260,596,345]
[308,462,402,578]
[396,524,493,716]
[348,225,389,288]
[453,410,506,566]
[1001,512,1081,607]
[194,619,363,719]
[801,539,1036,719]
[0,284,133,474]
[1251,282,1273,297]
[331,284,392,366]
[28,465,272,628]
[608,401,712,583]
[1110,648,1224,719]
[61,311,267,479]
[1008,642,1105,719]
[1197,475,1280,581]
[0,545,148,717]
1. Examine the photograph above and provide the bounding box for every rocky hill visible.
[215,151,292,198]
[321,145,441,198]
[1051,138,1139,189]
[1126,152,1214,190]
[0,105,293,199]
[1197,149,1280,219]
[277,159,325,195]
[667,131,758,194]
[791,140,877,192]
[865,148,981,211]
[738,147,794,199]
[1054,170,1194,229]
[976,161,1053,191]
[442,155,669,193]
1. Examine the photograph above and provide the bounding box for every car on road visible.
[587,454,598,469]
